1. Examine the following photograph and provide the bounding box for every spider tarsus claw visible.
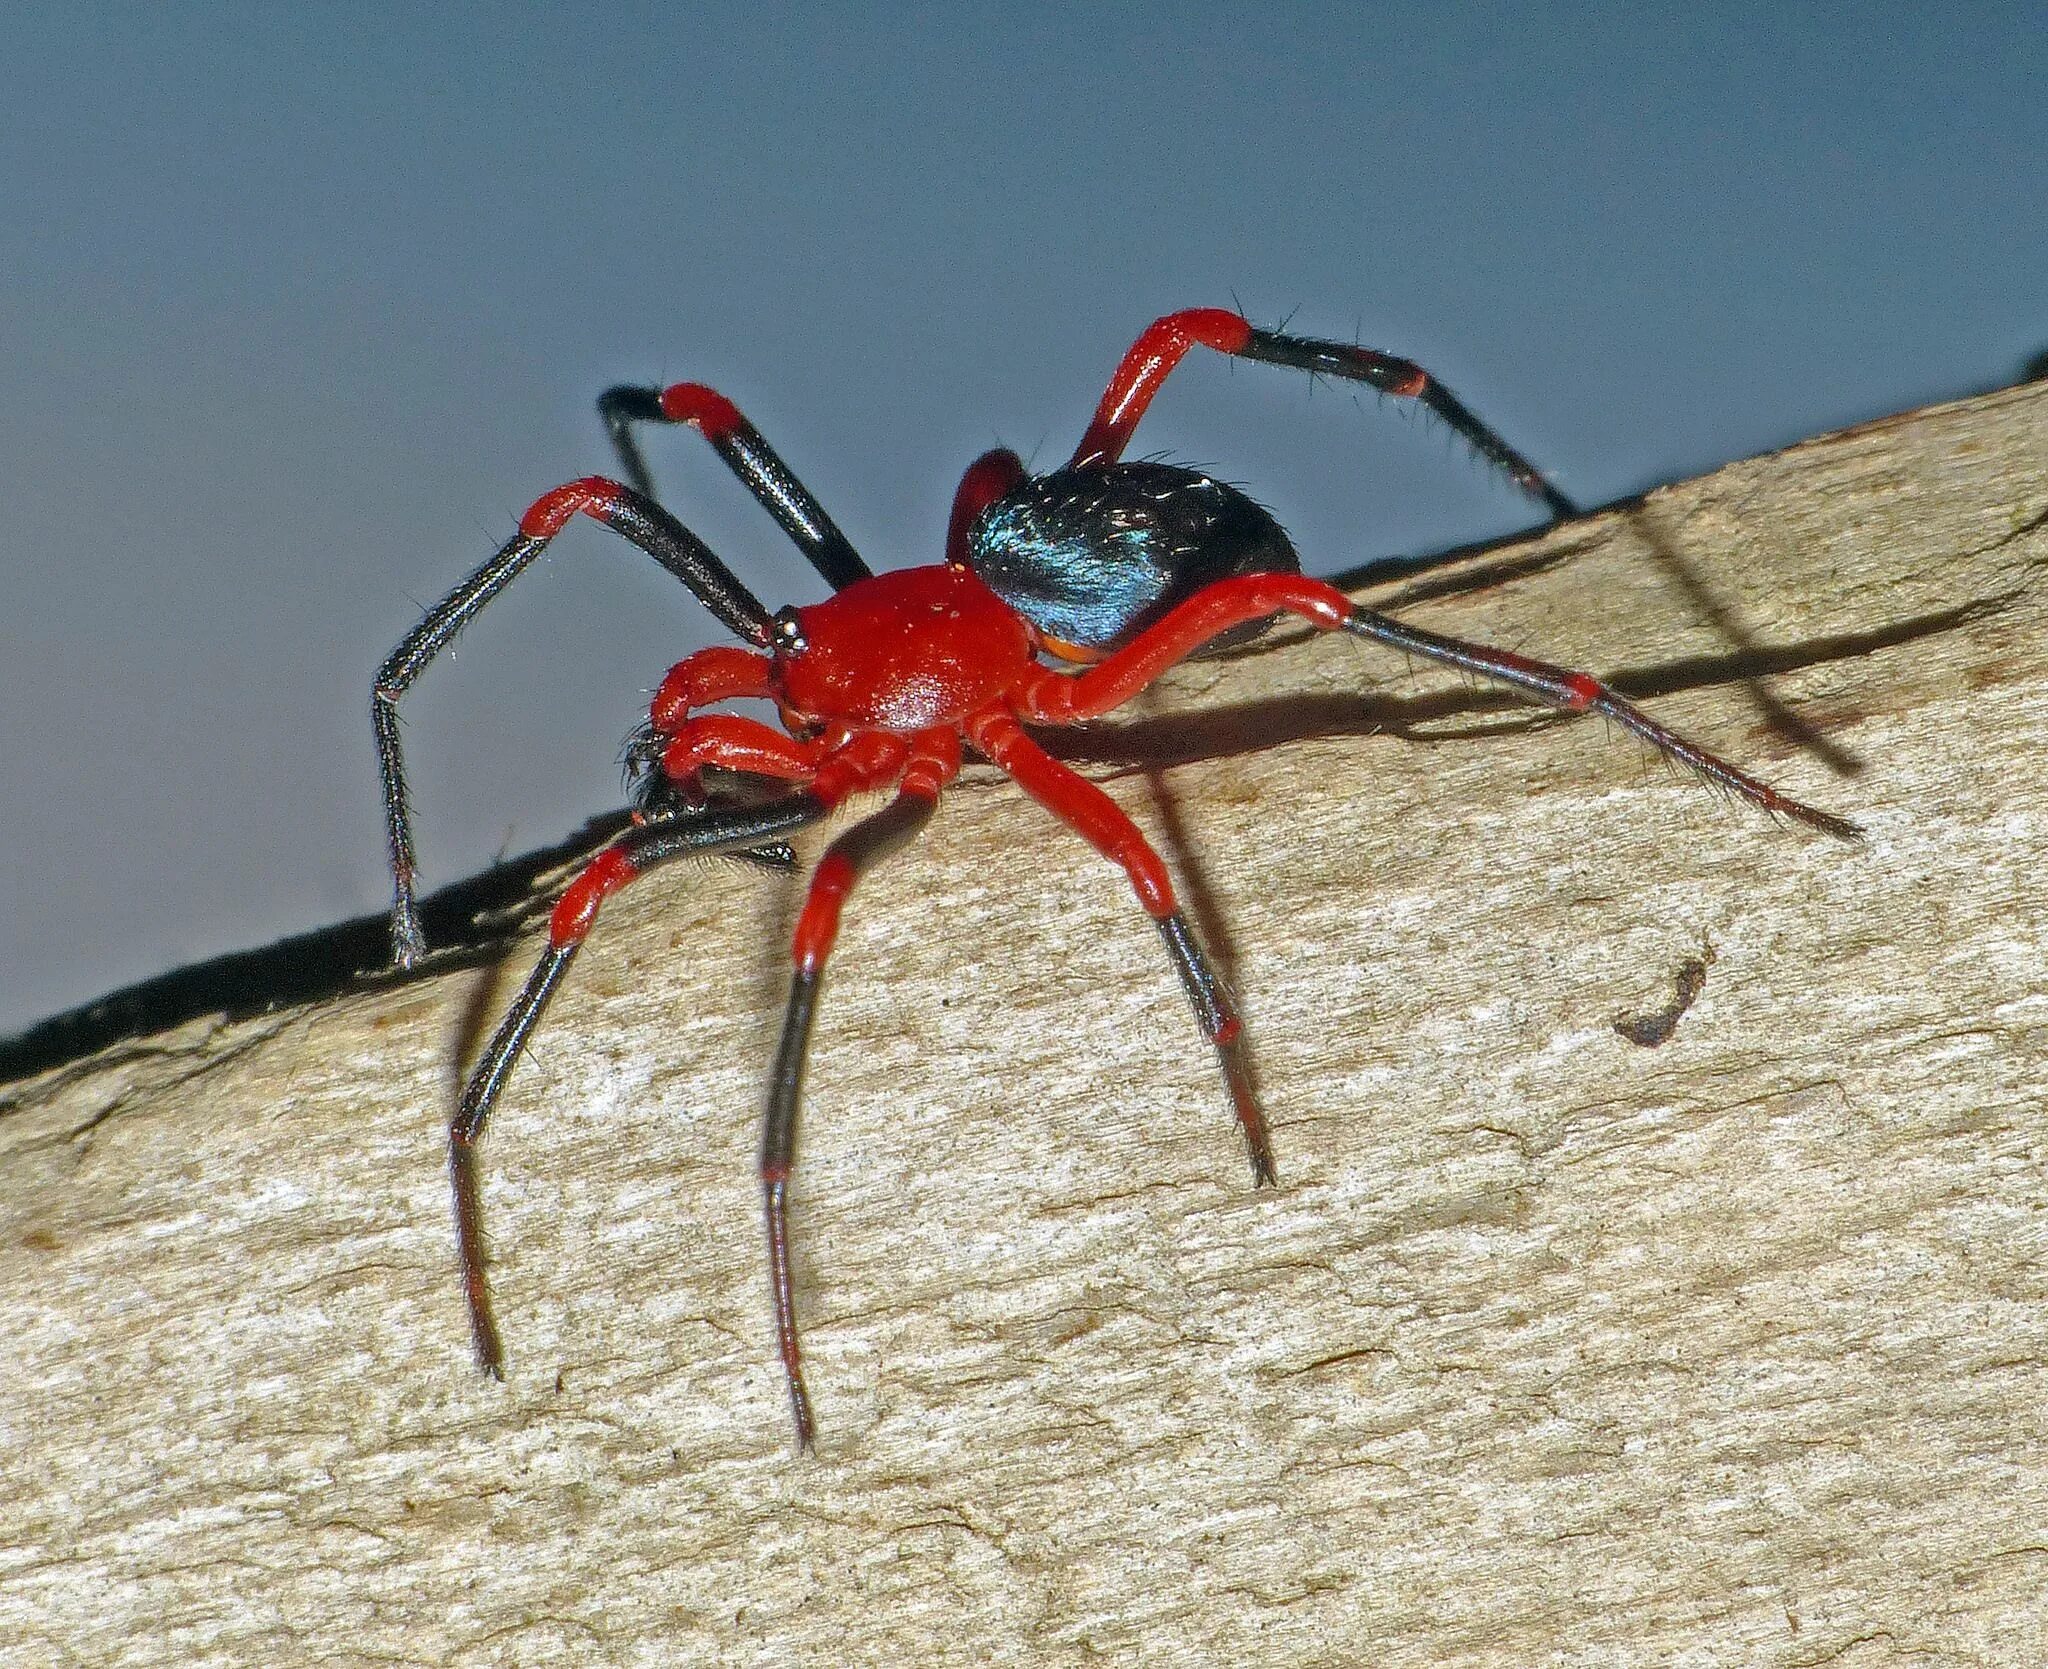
[1769,791,1863,842]
[390,913,428,970]
[469,1317,505,1380]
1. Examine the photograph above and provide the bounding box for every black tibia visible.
[1156,911,1276,1186]
[763,967,819,1450]
[761,789,941,1451]
[760,791,938,1173]
[451,940,577,1376]
[596,385,666,500]
[762,965,820,1200]
[599,385,873,590]
[1341,607,1864,841]
[587,490,781,644]
[448,790,832,1380]
[372,482,777,968]
[1240,327,1578,520]
[621,788,833,867]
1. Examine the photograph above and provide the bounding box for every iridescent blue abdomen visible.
[964,462,1300,659]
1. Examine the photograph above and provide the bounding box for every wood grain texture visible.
[4,381,2046,1667]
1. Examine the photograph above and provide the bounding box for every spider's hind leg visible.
[1072,306,1576,518]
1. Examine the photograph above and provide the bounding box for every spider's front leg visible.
[374,479,781,967]
[756,727,961,1450]
[449,790,835,1376]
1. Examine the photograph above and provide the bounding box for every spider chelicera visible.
[373,307,1859,1449]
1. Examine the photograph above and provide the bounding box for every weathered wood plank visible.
[4,380,2045,1666]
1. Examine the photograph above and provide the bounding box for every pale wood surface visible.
[4,381,2046,1667]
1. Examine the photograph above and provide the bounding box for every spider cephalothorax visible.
[373,307,1857,1450]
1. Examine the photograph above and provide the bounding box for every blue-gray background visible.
[3,5,2043,1036]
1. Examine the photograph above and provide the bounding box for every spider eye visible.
[771,607,808,655]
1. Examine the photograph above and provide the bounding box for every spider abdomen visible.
[965,461,1300,660]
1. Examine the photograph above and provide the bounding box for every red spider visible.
[373,308,1858,1449]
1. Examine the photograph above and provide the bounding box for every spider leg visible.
[599,382,872,589]
[374,478,778,968]
[449,790,834,1379]
[945,447,1026,566]
[1072,308,1575,518]
[762,729,961,1450]
[968,708,1274,1185]
[1341,603,1864,836]
[1017,573,1861,839]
